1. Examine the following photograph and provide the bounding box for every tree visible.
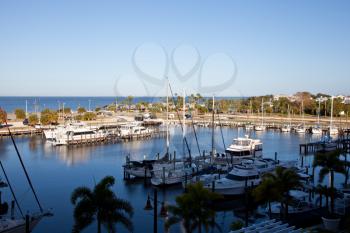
[83,112,97,121]
[262,167,302,219]
[40,109,58,125]
[253,177,279,218]
[15,108,26,119]
[0,108,7,124]
[77,107,86,114]
[28,114,39,126]
[313,149,349,214]
[165,183,221,233]
[71,176,133,233]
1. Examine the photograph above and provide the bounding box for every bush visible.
[77,107,86,114]
[0,108,7,124]
[83,112,97,121]
[15,108,26,119]
[40,109,58,125]
[74,115,83,121]
[28,114,39,126]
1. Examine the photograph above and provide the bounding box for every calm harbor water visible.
[0,96,243,113]
[0,126,345,233]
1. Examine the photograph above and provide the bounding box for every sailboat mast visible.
[183,89,186,139]
[330,96,334,129]
[211,95,215,157]
[166,78,169,156]
[318,98,321,125]
[261,98,264,126]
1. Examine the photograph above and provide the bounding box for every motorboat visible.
[53,127,107,146]
[281,125,291,132]
[269,190,318,217]
[204,164,261,195]
[295,126,307,134]
[254,125,266,131]
[119,122,152,137]
[225,135,263,159]
[312,127,323,134]
[329,127,338,135]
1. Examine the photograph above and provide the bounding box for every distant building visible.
[273,94,290,101]
[343,96,350,105]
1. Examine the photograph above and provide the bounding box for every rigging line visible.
[4,118,43,213]
[187,106,201,157]
[216,111,226,149]
[0,161,24,218]
[167,82,191,158]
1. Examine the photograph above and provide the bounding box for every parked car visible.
[23,118,29,125]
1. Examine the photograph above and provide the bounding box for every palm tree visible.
[165,183,221,233]
[262,166,302,219]
[71,176,133,233]
[253,177,279,218]
[313,149,349,214]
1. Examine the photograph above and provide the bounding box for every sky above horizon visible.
[0,1,349,97]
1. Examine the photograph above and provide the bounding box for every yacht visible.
[329,127,338,135]
[53,127,107,146]
[119,122,151,137]
[204,158,278,196]
[225,135,263,159]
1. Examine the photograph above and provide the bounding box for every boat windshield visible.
[233,139,250,146]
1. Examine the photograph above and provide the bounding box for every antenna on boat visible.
[2,116,44,213]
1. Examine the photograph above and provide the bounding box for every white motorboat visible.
[269,190,317,217]
[281,125,291,132]
[53,127,107,146]
[0,212,52,233]
[254,125,266,131]
[295,126,307,134]
[204,164,261,195]
[119,122,151,137]
[225,135,263,159]
[204,158,281,196]
[312,127,323,134]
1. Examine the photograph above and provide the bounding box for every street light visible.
[144,189,169,233]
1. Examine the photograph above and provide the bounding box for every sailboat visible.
[151,85,197,186]
[254,98,266,131]
[0,120,52,233]
[313,98,323,134]
[295,101,307,133]
[329,96,338,135]
[281,105,291,132]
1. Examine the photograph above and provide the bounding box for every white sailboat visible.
[329,96,338,135]
[313,98,323,134]
[281,105,291,132]
[255,98,266,131]
[295,101,307,133]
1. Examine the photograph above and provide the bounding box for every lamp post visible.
[144,189,168,233]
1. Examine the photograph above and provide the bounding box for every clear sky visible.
[0,0,349,97]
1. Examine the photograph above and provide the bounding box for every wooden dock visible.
[300,139,350,155]
[0,127,42,137]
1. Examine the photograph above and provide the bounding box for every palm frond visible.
[71,187,93,205]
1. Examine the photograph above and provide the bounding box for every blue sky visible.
[0,0,349,97]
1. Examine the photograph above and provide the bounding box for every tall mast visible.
[302,100,305,128]
[288,104,291,126]
[261,98,264,126]
[330,96,334,129]
[166,78,169,156]
[183,89,186,139]
[318,98,321,126]
[211,95,215,157]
